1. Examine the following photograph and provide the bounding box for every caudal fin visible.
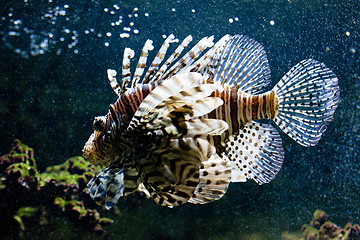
[273,59,339,147]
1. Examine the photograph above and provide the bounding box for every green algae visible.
[0,139,113,238]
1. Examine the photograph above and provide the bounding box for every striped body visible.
[83,34,339,209]
[111,82,279,150]
[211,87,278,133]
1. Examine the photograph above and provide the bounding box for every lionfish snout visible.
[82,133,98,164]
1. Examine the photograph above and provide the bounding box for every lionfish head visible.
[82,115,118,166]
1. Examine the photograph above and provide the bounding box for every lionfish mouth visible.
[82,133,97,164]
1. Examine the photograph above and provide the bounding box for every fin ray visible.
[189,154,231,204]
[213,35,271,94]
[224,122,284,185]
[273,59,339,147]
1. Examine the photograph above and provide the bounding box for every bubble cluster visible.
[228,17,239,24]
[1,2,150,58]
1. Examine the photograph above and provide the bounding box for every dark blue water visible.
[1,0,359,239]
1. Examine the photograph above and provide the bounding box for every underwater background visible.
[0,0,359,239]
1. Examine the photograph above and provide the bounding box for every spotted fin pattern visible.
[273,59,339,147]
[223,122,284,184]
[213,35,271,94]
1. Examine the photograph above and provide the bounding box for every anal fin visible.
[189,154,232,204]
[224,122,284,185]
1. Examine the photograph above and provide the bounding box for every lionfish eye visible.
[93,116,106,132]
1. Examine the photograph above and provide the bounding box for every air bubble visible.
[2,2,154,57]
[120,33,130,38]
[14,19,22,25]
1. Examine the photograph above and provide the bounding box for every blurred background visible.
[0,0,359,239]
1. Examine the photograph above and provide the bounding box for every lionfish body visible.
[83,34,339,209]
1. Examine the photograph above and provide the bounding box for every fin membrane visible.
[128,72,228,138]
[189,154,232,204]
[273,59,340,147]
[140,138,216,207]
[223,122,284,185]
[87,167,140,209]
[213,35,271,94]
[87,167,124,209]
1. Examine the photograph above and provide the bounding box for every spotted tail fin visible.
[273,59,339,147]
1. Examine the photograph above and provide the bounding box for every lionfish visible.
[83,34,339,209]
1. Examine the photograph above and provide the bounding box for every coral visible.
[282,210,360,240]
[0,139,114,238]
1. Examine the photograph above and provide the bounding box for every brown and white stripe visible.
[121,48,135,90]
[132,39,154,87]
[150,35,193,83]
[208,85,279,147]
[142,34,177,83]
